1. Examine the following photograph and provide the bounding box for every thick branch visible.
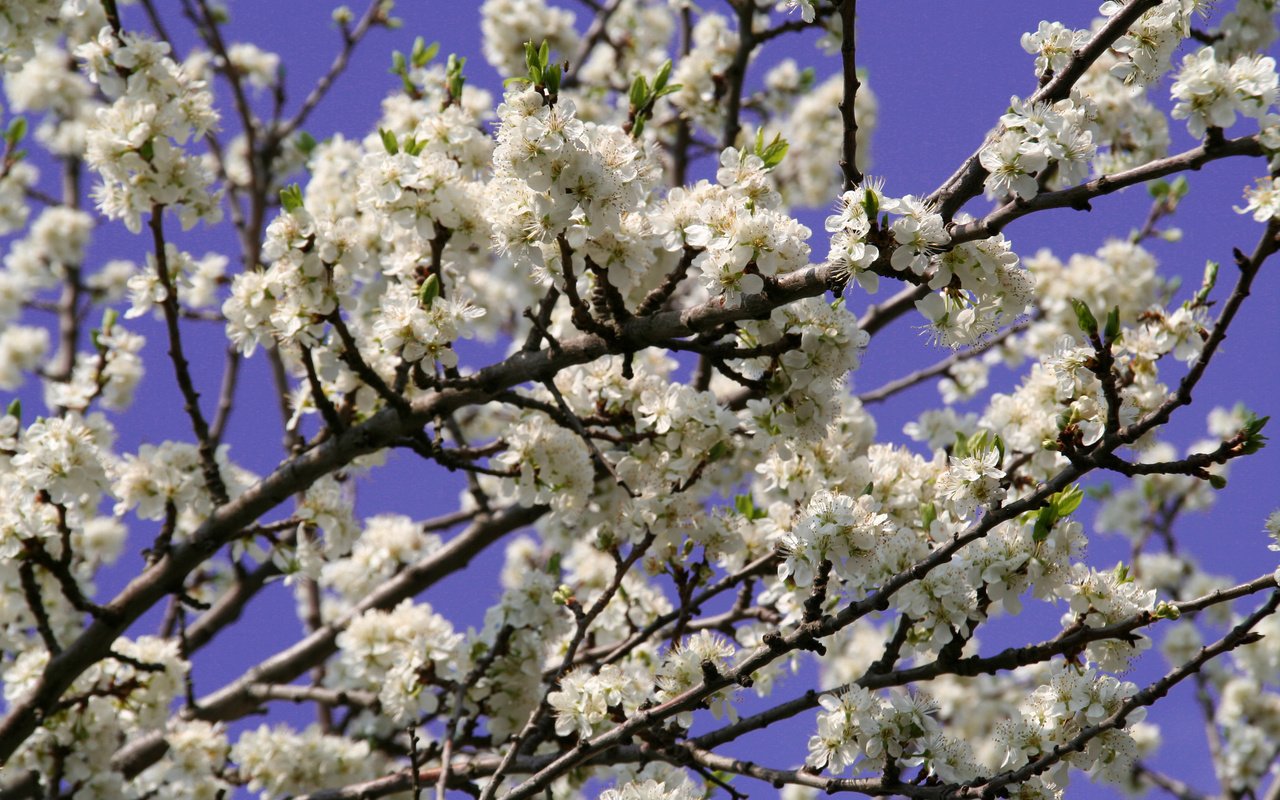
[949,136,1264,245]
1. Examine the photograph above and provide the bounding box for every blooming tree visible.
[2,0,1280,798]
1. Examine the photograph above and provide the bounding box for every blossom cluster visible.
[76,27,221,232]
[1,2,1279,799]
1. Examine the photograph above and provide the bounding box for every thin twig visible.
[149,207,229,505]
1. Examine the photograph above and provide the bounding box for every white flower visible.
[935,446,1005,519]
[1021,21,1088,78]
[1236,177,1280,222]
[885,194,948,275]
[600,780,696,800]
[1265,509,1280,552]
[776,0,816,23]
[655,631,737,726]
[980,132,1047,200]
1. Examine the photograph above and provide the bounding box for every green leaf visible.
[1170,175,1189,200]
[1244,413,1270,437]
[4,116,26,147]
[1069,297,1098,336]
[5,398,19,419]
[446,53,467,98]
[390,50,406,75]
[1032,507,1054,542]
[295,131,318,156]
[629,75,649,109]
[138,139,155,161]
[1193,260,1219,307]
[1053,484,1085,517]
[862,186,879,219]
[920,502,937,530]
[1113,562,1132,583]
[654,59,672,92]
[1147,179,1169,200]
[411,38,439,68]
[378,128,398,154]
[544,63,561,95]
[760,138,789,169]
[418,273,440,306]
[1207,473,1227,490]
[1104,306,1121,343]
[279,184,304,213]
[1086,483,1112,500]
[734,494,766,521]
